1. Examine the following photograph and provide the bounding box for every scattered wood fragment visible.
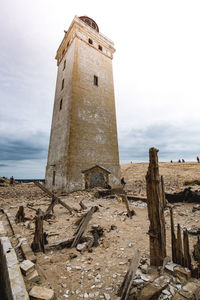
[146,147,166,266]
[15,206,25,223]
[170,207,177,263]
[121,195,132,218]
[31,209,45,253]
[118,250,140,300]
[183,229,192,270]
[34,181,73,214]
[94,188,125,198]
[166,187,200,203]
[79,200,87,210]
[127,195,147,202]
[71,206,98,248]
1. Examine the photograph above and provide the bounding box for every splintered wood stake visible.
[146,147,166,266]
[170,207,177,263]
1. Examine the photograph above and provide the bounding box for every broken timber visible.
[146,147,166,266]
[31,209,45,253]
[15,206,25,223]
[170,207,177,263]
[121,194,132,218]
[71,206,98,248]
[34,181,73,215]
[118,250,140,300]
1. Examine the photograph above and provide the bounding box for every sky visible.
[1,0,200,178]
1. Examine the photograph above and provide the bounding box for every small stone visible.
[77,242,87,252]
[162,289,171,296]
[112,274,117,278]
[128,242,133,247]
[140,264,148,274]
[104,293,111,300]
[29,286,54,300]
[120,248,124,251]
[88,293,94,298]
[94,292,99,297]
[133,279,144,285]
[20,259,35,276]
[75,266,82,270]
[95,274,101,282]
[83,292,89,298]
[66,267,72,272]
[26,270,40,283]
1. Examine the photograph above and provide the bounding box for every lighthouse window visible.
[63,60,66,70]
[52,171,56,186]
[88,38,93,45]
[59,99,63,110]
[94,75,98,86]
[61,79,64,90]
[98,45,102,51]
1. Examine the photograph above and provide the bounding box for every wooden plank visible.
[146,147,166,266]
[34,181,73,214]
[122,195,132,218]
[183,229,192,270]
[118,250,140,300]
[71,206,97,248]
[170,207,177,263]
[176,223,184,266]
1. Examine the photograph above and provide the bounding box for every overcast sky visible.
[1,0,200,178]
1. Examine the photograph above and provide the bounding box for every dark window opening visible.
[94,75,98,86]
[61,79,64,90]
[98,45,102,51]
[60,99,63,110]
[63,60,66,70]
[52,171,56,186]
[88,38,93,45]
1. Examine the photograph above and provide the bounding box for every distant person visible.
[10,176,14,185]
[197,156,199,163]
[178,159,181,163]
[170,160,173,163]
[182,159,185,163]
[121,177,126,189]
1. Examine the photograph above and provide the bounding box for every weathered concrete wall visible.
[0,223,29,300]
[45,16,120,193]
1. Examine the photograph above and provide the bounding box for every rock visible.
[20,259,35,276]
[162,289,171,296]
[136,276,170,300]
[104,293,111,300]
[95,274,101,282]
[29,286,54,300]
[140,264,148,274]
[27,270,40,283]
[128,242,133,247]
[83,292,89,298]
[165,262,177,274]
[77,242,87,252]
[173,266,191,283]
[172,281,200,299]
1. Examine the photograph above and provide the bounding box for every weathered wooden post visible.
[183,229,192,270]
[161,175,166,208]
[170,207,177,263]
[176,223,184,265]
[31,209,45,253]
[146,147,166,266]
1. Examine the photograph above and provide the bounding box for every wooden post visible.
[146,147,166,266]
[15,206,25,223]
[118,250,140,300]
[170,207,177,263]
[161,175,166,208]
[176,223,184,266]
[122,195,132,218]
[183,229,192,270]
[31,209,45,253]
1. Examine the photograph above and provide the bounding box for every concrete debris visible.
[29,286,54,300]
[20,259,35,276]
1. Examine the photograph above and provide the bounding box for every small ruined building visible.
[45,15,120,193]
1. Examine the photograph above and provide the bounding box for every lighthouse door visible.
[89,172,105,188]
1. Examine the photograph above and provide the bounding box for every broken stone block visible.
[20,259,35,275]
[173,266,191,283]
[172,281,200,299]
[76,242,87,252]
[27,269,40,282]
[29,286,54,300]
[136,275,170,300]
[0,221,7,237]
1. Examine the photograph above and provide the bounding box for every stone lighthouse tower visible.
[45,16,120,193]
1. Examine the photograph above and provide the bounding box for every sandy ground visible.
[0,162,200,299]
